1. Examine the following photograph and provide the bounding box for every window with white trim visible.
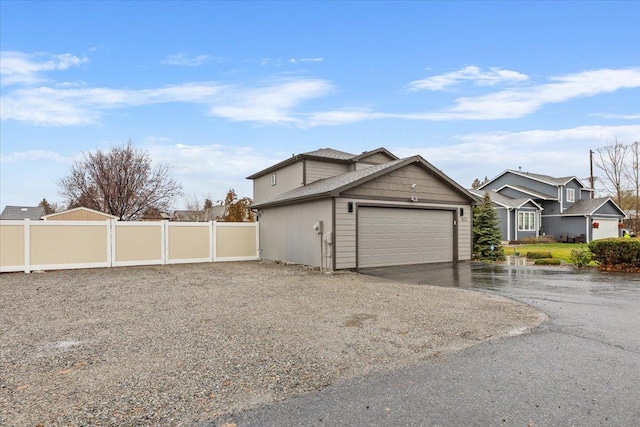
[566,188,575,203]
[271,173,277,186]
[518,211,536,231]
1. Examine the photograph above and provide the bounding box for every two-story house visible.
[247,147,479,270]
[473,169,626,242]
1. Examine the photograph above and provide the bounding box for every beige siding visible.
[259,199,332,268]
[253,161,303,203]
[343,163,468,203]
[168,224,210,261]
[216,225,258,259]
[335,198,472,269]
[0,224,25,269]
[30,223,108,266]
[335,198,357,269]
[115,224,162,263]
[45,209,115,221]
[356,152,395,164]
[458,211,472,261]
[305,160,350,184]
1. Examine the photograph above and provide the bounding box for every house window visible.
[518,211,536,231]
[271,173,277,186]
[567,188,575,203]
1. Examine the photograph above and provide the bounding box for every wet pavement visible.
[230,263,640,426]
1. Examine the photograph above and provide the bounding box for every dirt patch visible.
[0,261,544,425]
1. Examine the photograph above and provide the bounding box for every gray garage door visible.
[358,207,453,268]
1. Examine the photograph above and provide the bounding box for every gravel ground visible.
[0,261,544,426]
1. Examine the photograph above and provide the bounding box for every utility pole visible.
[589,149,595,198]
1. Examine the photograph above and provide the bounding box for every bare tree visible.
[593,138,629,208]
[625,141,640,234]
[59,142,182,220]
[221,189,254,222]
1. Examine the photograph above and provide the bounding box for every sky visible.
[1,1,639,210]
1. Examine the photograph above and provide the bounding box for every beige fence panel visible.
[29,220,111,271]
[214,222,259,261]
[166,222,212,264]
[0,221,27,272]
[2,220,259,273]
[112,221,164,267]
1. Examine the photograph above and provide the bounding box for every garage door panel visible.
[358,207,453,268]
[592,219,619,240]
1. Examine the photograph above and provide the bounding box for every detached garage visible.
[249,148,479,270]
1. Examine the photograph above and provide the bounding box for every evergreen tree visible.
[473,193,505,260]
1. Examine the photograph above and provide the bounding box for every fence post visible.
[23,219,31,274]
[208,221,214,262]
[110,219,117,266]
[162,220,168,265]
[106,219,112,267]
[212,221,217,262]
[255,221,260,259]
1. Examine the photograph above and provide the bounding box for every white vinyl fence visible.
[0,219,259,273]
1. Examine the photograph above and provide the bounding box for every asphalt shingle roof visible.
[253,158,406,208]
[469,190,537,209]
[500,185,557,200]
[563,197,618,216]
[302,148,356,160]
[0,205,45,220]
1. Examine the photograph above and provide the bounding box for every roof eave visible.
[252,192,331,209]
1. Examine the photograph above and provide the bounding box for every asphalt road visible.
[228,263,640,426]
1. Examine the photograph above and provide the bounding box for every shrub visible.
[534,258,562,265]
[569,246,592,268]
[526,251,552,259]
[588,239,640,267]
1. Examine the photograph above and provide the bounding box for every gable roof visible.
[468,190,543,210]
[562,197,626,217]
[253,156,478,208]
[41,206,119,220]
[0,205,45,220]
[495,184,557,200]
[302,148,356,160]
[350,147,399,162]
[479,169,590,190]
[247,148,357,179]
[247,147,401,179]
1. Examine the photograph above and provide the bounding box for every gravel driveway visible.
[0,261,544,426]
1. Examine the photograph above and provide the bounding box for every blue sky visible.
[1,1,639,209]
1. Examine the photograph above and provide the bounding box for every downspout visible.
[585,215,590,243]
[559,187,563,213]
[506,208,511,242]
[514,209,518,241]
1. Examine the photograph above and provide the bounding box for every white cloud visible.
[208,79,334,124]
[145,142,282,205]
[0,51,88,86]
[1,83,227,126]
[161,53,212,67]
[392,124,640,191]
[591,112,640,120]
[408,66,529,91]
[0,149,69,163]
[288,57,324,64]
[418,68,640,120]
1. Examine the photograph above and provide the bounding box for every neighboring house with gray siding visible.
[477,170,626,242]
[248,147,479,270]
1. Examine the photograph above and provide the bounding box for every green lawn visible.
[503,243,588,263]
